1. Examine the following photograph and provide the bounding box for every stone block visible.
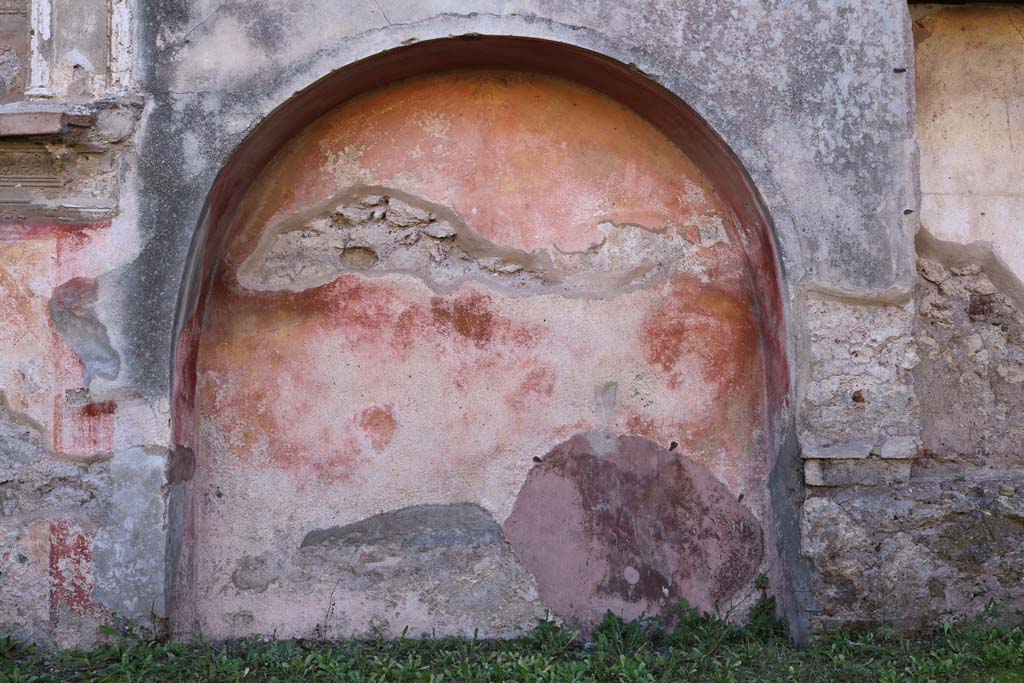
[880,435,919,459]
[801,440,873,460]
[0,112,63,137]
[804,459,911,487]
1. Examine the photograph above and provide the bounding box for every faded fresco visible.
[182,71,773,639]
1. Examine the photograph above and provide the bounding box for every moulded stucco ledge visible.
[0,110,96,137]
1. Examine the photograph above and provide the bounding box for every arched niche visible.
[169,36,792,641]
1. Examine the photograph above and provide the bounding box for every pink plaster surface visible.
[227,70,723,259]
[0,221,117,456]
[0,220,123,646]
[186,71,773,638]
[0,239,56,430]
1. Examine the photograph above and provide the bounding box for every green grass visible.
[2,600,1023,683]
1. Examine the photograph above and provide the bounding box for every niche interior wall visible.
[167,37,793,641]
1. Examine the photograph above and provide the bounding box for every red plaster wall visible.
[0,220,115,645]
[0,220,116,456]
[184,70,775,638]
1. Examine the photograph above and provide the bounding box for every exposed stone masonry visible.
[798,293,920,488]
[915,259,1024,477]
[800,258,1024,633]
[239,191,715,297]
[802,478,1024,633]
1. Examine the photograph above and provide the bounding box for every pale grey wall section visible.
[123,0,918,396]
[913,4,1024,291]
[90,447,168,625]
[50,0,108,98]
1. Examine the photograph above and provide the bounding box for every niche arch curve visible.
[169,36,794,640]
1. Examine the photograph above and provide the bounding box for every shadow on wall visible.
[166,37,795,642]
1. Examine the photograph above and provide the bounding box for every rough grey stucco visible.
[123,0,917,397]
[0,397,167,644]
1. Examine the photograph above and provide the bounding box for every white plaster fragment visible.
[27,0,52,97]
[109,0,135,94]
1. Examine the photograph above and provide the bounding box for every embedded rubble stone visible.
[237,191,705,296]
[802,479,1024,633]
[237,503,548,639]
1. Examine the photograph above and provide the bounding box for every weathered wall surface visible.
[0,0,167,648]
[182,70,773,639]
[131,0,917,400]
[0,218,168,646]
[798,5,1024,634]
[19,0,1021,649]
[801,258,1024,632]
[142,1,914,645]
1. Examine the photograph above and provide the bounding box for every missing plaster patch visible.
[48,278,120,384]
[237,188,716,297]
[300,503,504,551]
